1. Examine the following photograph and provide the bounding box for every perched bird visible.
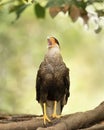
[36,36,70,124]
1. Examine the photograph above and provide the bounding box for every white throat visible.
[47,46,60,57]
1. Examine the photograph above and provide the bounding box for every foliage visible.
[0,0,104,32]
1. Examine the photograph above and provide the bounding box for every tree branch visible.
[0,101,104,130]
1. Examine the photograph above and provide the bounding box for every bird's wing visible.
[36,69,41,102]
[36,61,45,102]
[61,67,70,111]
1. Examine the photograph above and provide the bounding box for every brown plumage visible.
[36,37,70,124]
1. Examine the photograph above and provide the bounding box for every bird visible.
[36,36,70,124]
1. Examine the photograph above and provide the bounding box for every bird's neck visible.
[48,46,60,56]
[45,46,63,62]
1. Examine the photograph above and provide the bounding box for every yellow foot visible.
[43,115,51,125]
[52,114,61,119]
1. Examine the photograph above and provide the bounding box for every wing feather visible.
[36,70,41,102]
[36,61,45,102]
[61,67,70,111]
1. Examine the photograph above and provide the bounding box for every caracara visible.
[36,37,70,124]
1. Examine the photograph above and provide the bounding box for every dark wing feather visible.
[36,70,41,102]
[36,61,44,102]
[36,61,49,102]
[61,67,70,111]
[64,68,70,100]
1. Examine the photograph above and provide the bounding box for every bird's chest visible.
[44,62,60,77]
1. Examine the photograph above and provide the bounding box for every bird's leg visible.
[43,103,51,124]
[52,100,61,118]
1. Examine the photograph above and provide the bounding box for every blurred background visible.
[0,4,104,116]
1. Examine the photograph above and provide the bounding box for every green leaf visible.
[46,0,65,8]
[34,3,45,18]
[95,26,102,33]
[9,4,28,20]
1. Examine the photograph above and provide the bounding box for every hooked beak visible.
[47,37,52,47]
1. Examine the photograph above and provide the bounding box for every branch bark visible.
[0,101,104,130]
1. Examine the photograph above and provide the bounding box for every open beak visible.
[47,37,52,47]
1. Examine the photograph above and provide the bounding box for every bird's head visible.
[47,36,60,49]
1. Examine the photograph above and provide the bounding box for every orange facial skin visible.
[47,37,59,48]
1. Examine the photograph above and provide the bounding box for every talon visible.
[43,103,51,124]
[52,101,61,119]
[52,114,61,118]
[43,114,51,124]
